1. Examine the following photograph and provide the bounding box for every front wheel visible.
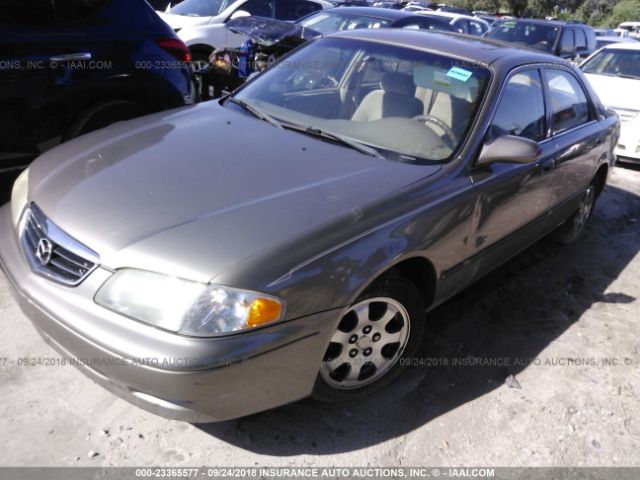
[552,184,596,244]
[312,271,425,402]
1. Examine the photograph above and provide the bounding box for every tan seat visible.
[352,72,424,122]
[414,86,473,139]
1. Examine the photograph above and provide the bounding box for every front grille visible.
[20,204,99,286]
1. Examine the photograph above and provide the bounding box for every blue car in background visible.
[0,0,195,198]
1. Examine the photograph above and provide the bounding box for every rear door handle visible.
[49,53,92,62]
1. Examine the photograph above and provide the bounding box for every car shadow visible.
[196,181,640,455]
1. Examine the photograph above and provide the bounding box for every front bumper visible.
[0,205,339,422]
[614,121,640,162]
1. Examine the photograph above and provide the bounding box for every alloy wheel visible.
[320,297,411,389]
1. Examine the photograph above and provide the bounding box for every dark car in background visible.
[206,7,456,95]
[0,0,195,198]
[487,19,596,61]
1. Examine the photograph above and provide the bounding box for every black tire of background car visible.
[312,269,426,402]
[64,100,149,140]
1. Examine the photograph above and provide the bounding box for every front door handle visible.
[49,53,92,62]
[540,159,556,174]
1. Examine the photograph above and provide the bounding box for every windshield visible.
[488,21,560,52]
[582,49,640,79]
[298,12,392,34]
[231,37,490,162]
[170,0,228,17]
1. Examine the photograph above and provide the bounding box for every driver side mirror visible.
[476,135,541,167]
[229,10,251,20]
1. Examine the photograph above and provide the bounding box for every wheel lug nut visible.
[363,348,372,356]
[349,335,358,344]
[372,333,381,342]
[349,349,358,358]
[363,326,372,334]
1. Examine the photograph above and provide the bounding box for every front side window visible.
[238,0,275,17]
[490,70,546,142]
[469,20,485,35]
[545,69,590,134]
[232,38,490,162]
[574,28,587,49]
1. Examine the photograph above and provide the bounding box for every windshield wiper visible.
[227,98,283,129]
[283,123,383,159]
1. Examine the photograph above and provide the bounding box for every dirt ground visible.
[0,165,639,467]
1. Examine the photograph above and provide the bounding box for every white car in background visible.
[582,43,640,164]
[415,10,489,35]
[618,21,640,39]
[158,0,331,64]
[595,35,637,50]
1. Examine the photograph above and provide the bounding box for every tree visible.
[575,0,617,25]
[605,0,640,26]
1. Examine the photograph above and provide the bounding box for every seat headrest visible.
[413,64,479,101]
[381,72,416,96]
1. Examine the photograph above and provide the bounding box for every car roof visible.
[324,6,428,20]
[505,18,590,29]
[597,36,637,42]
[417,10,484,22]
[600,41,640,50]
[326,28,565,67]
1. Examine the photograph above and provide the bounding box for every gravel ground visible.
[0,165,639,467]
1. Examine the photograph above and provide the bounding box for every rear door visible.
[541,66,607,227]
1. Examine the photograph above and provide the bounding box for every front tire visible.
[312,270,425,403]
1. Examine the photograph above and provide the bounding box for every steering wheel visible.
[290,71,339,90]
[412,114,458,147]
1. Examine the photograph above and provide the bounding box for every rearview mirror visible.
[476,135,541,167]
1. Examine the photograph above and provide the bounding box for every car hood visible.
[584,73,640,111]
[157,11,212,30]
[28,103,441,284]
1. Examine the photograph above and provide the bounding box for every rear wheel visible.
[312,271,425,402]
[65,100,148,140]
[552,184,596,244]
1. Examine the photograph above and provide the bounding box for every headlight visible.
[10,168,29,228]
[95,269,284,337]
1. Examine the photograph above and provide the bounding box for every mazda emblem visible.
[35,238,53,266]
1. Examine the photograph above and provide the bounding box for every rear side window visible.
[0,0,56,26]
[545,69,590,134]
[53,0,108,25]
[490,70,546,142]
[560,28,574,51]
[574,28,586,49]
